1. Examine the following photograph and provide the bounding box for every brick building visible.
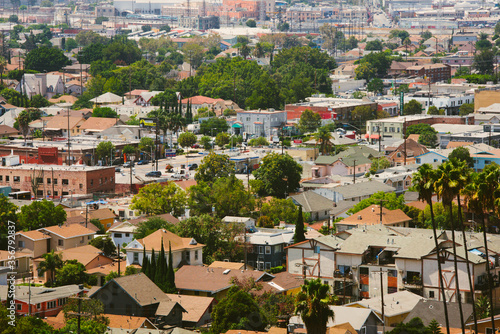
[0,164,115,199]
[285,97,377,122]
[405,63,451,83]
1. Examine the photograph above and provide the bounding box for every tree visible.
[211,287,268,333]
[178,132,197,148]
[131,182,187,217]
[95,141,115,165]
[260,198,303,224]
[459,103,474,116]
[92,107,118,118]
[0,57,7,87]
[18,199,66,230]
[160,24,171,32]
[139,137,154,154]
[293,206,305,244]
[122,145,136,156]
[473,49,494,75]
[253,152,303,198]
[347,191,406,215]
[0,195,17,249]
[448,147,474,167]
[24,46,71,72]
[404,99,423,115]
[365,40,383,51]
[278,22,289,31]
[89,236,117,257]
[355,52,391,80]
[367,78,384,94]
[195,152,235,184]
[369,157,391,174]
[141,25,152,32]
[295,278,336,334]
[427,319,442,334]
[427,106,443,115]
[30,94,50,108]
[211,176,255,218]
[298,109,322,133]
[314,126,333,155]
[389,29,410,44]
[418,131,438,148]
[248,137,270,147]
[134,217,176,239]
[216,132,230,148]
[199,117,229,136]
[165,242,176,293]
[200,135,212,150]
[95,16,109,25]
[183,42,205,70]
[17,109,31,145]
[388,317,429,334]
[246,19,256,27]
[55,260,88,286]
[38,250,63,286]
[421,31,433,40]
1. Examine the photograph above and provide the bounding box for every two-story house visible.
[108,222,136,248]
[335,205,412,232]
[311,146,380,178]
[235,109,287,138]
[290,191,335,222]
[124,229,204,268]
[38,224,96,252]
[246,229,294,270]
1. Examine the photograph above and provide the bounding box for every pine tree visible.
[427,319,442,334]
[148,248,156,280]
[293,205,306,244]
[165,242,176,293]
[141,247,149,275]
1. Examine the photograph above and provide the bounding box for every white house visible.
[108,222,136,248]
[414,151,449,165]
[124,229,204,268]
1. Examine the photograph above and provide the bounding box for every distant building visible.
[405,63,451,83]
[235,109,287,139]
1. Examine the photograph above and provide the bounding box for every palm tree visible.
[411,164,450,334]
[295,278,337,334]
[449,158,478,334]
[434,162,465,334]
[17,109,31,146]
[464,164,499,330]
[0,56,7,87]
[38,250,63,286]
[314,126,333,155]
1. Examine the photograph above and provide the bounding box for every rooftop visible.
[39,224,96,239]
[339,205,411,226]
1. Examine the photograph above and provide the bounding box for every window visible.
[259,246,264,254]
[429,290,435,298]
[195,250,199,261]
[274,245,281,253]
[62,179,69,185]
[58,239,64,246]
[265,246,271,254]
[360,267,369,275]
[6,176,9,181]
[88,236,91,240]
[265,262,271,270]
[36,177,43,183]
[53,178,57,185]
[79,184,83,190]
[129,211,133,216]
[36,303,41,309]
[90,180,93,186]
[115,233,122,238]
[13,176,20,182]
[416,158,421,164]
[125,233,130,237]
[258,262,264,270]
[18,241,25,248]
[133,252,139,264]
[16,304,21,311]
[185,250,191,263]
[314,246,320,254]
[0,176,2,181]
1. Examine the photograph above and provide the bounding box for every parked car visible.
[146,171,162,177]
[137,160,150,165]
[188,163,198,170]
[123,162,135,168]
[115,167,122,173]
[171,173,188,180]
[191,144,200,149]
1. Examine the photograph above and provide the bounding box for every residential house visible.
[208,261,253,271]
[124,89,149,99]
[409,300,474,329]
[174,265,275,299]
[335,205,412,232]
[313,180,396,203]
[472,149,500,172]
[0,125,20,137]
[290,191,335,221]
[222,216,256,229]
[165,294,215,328]
[0,250,31,279]
[247,229,294,270]
[86,260,141,287]
[388,61,412,77]
[15,230,51,258]
[289,306,382,334]
[326,322,358,334]
[312,153,372,178]
[65,80,84,95]
[252,271,304,296]
[0,284,83,317]
[16,73,64,99]
[121,213,180,227]
[90,273,185,325]
[180,95,239,116]
[415,151,449,165]
[79,117,124,135]
[108,222,136,248]
[105,314,157,330]
[387,138,429,166]
[89,92,123,106]
[371,165,416,194]
[133,91,163,106]
[124,229,204,268]
[345,291,423,327]
[38,224,96,252]
[43,116,86,138]
[65,207,117,231]
[235,109,287,138]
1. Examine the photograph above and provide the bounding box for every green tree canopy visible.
[355,52,391,80]
[195,152,235,183]
[253,152,303,198]
[178,132,197,148]
[55,260,88,286]
[448,146,474,168]
[0,195,18,249]
[365,40,383,51]
[367,78,384,94]
[347,191,406,215]
[473,49,494,75]
[459,103,474,116]
[403,99,423,115]
[95,141,115,164]
[92,107,118,118]
[134,217,176,239]
[24,46,71,72]
[19,199,66,230]
[248,136,270,147]
[89,236,117,257]
[38,250,63,286]
[199,118,229,136]
[298,109,321,133]
[131,182,187,217]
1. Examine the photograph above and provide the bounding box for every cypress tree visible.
[141,247,149,275]
[293,205,306,244]
[148,248,156,280]
[166,242,176,293]
[155,238,166,291]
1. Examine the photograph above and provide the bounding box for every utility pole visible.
[372,270,386,334]
[155,117,159,171]
[117,244,121,277]
[353,159,357,184]
[377,123,381,152]
[403,118,407,166]
[67,107,71,166]
[130,162,133,194]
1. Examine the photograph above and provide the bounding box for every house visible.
[165,294,215,328]
[90,273,185,325]
[415,151,449,165]
[313,180,396,203]
[119,213,180,227]
[345,291,423,327]
[312,153,372,178]
[38,224,96,252]
[124,229,204,268]
[290,191,335,221]
[133,91,163,106]
[252,271,304,296]
[409,300,474,329]
[89,92,123,106]
[289,306,382,334]
[247,229,294,270]
[124,89,149,99]
[65,80,85,95]
[327,322,359,334]
[43,116,86,138]
[175,265,275,299]
[0,284,84,317]
[108,222,136,247]
[65,207,117,231]
[335,205,412,232]
[235,109,287,138]
[209,261,253,271]
[387,138,429,166]
[79,117,124,135]
[86,260,131,286]
[105,314,158,330]
[0,250,31,279]
[15,230,51,258]
[16,73,64,99]
[180,95,226,115]
[222,216,256,229]
[472,149,500,172]
[0,125,20,137]
[388,61,412,77]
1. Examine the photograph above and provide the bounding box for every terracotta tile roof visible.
[44,116,85,131]
[339,205,411,226]
[43,310,66,329]
[180,95,224,105]
[88,208,117,221]
[105,314,156,329]
[87,260,140,276]
[173,179,197,191]
[40,224,96,239]
[79,117,120,132]
[32,245,111,268]
[327,322,358,334]
[0,250,32,261]
[16,230,50,241]
[406,200,432,211]
[134,229,204,252]
[165,294,214,323]
[446,141,473,149]
[208,261,248,270]
[111,213,180,229]
[175,265,274,294]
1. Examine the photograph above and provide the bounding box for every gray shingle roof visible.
[404,300,474,328]
[333,180,396,199]
[290,191,335,213]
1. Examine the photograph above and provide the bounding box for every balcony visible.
[403,275,423,289]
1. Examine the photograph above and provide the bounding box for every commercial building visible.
[0,164,115,198]
[234,109,287,139]
[405,64,451,83]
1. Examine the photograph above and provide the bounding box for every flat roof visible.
[0,164,114,172]
[1,138,139,151]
